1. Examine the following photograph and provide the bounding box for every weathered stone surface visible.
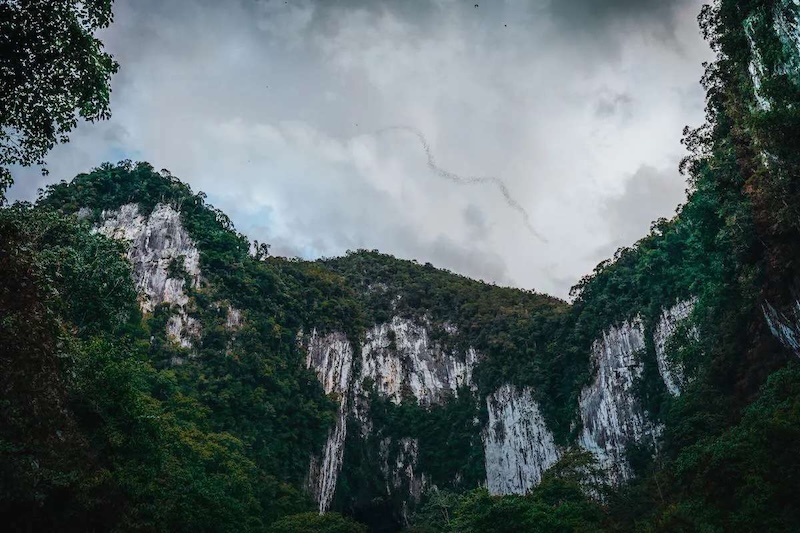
[304,330,354,513]
[654,299,697,396]
[763,300,800,356]
[745,0,800,109]
[578,319,659,484]
[304,317,480,511]
[94,203,201,348]
[358,317,477,405]
[484,385,559,495]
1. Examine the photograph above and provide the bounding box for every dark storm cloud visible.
[289,0,691,33]
[303,0,442,24]
[602,164,687,249]
[547,0,694,28]
[595,93,634,119]
[463,204,489,241]
[377,125,545,241]
[8,0,712,298]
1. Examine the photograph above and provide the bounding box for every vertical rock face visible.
[745,14,772,110]
[94,203,202,348]
[166,314,201,350]
[351,317,478,506]
[96,203,201,311]
[774,0,800,76]
[379,436,427,525]
[307,330,353,398]
[484,385,559,495]
[305,302,701,505]
[763,300,800,356]
[304,318,476,514]
[578,319,658,484]
[654,299,697,396]
[745,0,800,109]
[358,317,477,405]
[304,330,354,513]
[225,306,242,329]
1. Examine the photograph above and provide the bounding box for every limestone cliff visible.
[304,330,354,513]
[90,202,242,353]
[577,318,660,484]
[90,200,705,509]
[300,297,697,512]
[483,385,559,495]
[303,317,478,513]
[356,317,477,406]
[745,0,800,110]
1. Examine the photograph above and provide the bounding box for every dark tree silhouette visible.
[0,0,119,199]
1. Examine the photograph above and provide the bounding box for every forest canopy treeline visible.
[3,0,800,531]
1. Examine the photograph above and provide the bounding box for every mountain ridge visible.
[4,0,800,530]
[29,162,718,529]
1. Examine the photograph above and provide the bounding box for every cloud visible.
[601,164,688,250]
[595,92,634,119]
[547,0,693,30]
[7,0,712,298]
[463,204,489,241]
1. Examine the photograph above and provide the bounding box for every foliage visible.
[0,0,119,197]
[268,512,369,533]
[323,250,577,441]
[408,451,608,533]
[0,205,267,531]
[5,1,800,531]
[656,362,800,530]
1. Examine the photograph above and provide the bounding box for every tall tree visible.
[0,0,118,200]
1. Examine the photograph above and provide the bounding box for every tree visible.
[268,512,368,533]
[0,0,119,200]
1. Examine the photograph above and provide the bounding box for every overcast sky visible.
[9,0,714,299]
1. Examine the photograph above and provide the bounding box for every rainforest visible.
[2,0,800,532]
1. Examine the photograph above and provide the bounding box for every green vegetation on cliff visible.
[399,1,800,531]
[3,1,800,532]
[2,168,368,530]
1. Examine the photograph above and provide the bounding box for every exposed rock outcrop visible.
[95,203,200,311]
[358,317,477,406]
[304,317,480,511]
[94,203,202,348]
[654,299,697,396]
[304,330,354,513]
[484,385,559,495]
[225,306,242,329]
[380,437,427,502]
[745,0,800,109]
[578,318,658,484]
[763,300,800,356]
[577,299,698,483]
[351,317,478,506]
[304,300,700,504]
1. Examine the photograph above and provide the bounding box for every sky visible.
[9,0,714,299]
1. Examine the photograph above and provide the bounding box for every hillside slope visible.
[19,161,705,530]
[3,1,800,531]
